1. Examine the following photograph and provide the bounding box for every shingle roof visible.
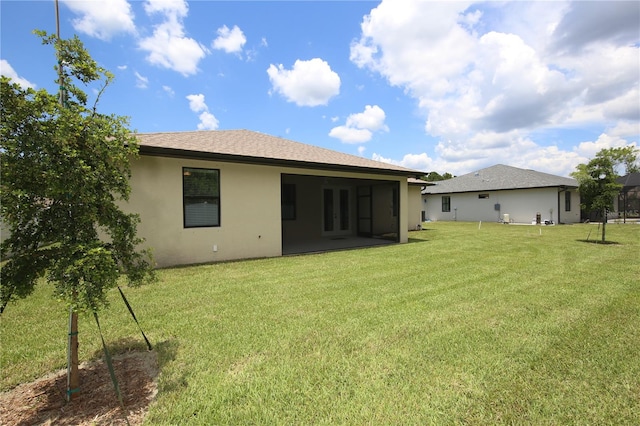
[422,164,578,194]
[135,129,424,177]
[617,172,640,188]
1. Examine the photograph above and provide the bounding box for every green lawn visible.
[2,222,639,424]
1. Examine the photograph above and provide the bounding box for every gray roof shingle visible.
[136,129,424,177]
[422,164,578,194]
[617,172,640,188]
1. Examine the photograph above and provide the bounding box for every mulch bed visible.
[0,351,158,425]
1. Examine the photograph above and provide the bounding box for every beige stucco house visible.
[127,130,425,268]
[422,164,580,224]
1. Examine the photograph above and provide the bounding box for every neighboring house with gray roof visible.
[421,164,580,224]
[127,129,425,267]
[615,172,640,221]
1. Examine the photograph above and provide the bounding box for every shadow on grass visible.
[87,335,182,390]
[148,339,189,394]
[408,228,436,244]
[89,336,153,359]
[407,237,431,244]
[91,336,185,394]
[576,239,621,245]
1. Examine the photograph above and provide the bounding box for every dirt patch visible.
[0,350,158,425]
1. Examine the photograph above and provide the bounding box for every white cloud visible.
[134,71,148,89]
[329,105,389,144]
[186,93,207,112]
[196,111,219,131]
[162,85,175,97]
[212,25,246,54]
[62,0,136,41]
[329,127,372,144]
[551,1,640,53]
[574,133,636,160]
[186,94,219,130]
[267,58,340,107]
[0,59,35,89]
[351,0,639,176]
[139,0,208,76]
[143,0,188,17]
[346,105,388,132]
[607,121,640,139]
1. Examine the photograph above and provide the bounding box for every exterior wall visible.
[408,185,423,230]
[127,155,410,268]
[559,189,581,224]
[126,155,282,267]
[423,188,580,224]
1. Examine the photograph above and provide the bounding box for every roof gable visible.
[422,164,578,194]
[136,129,423,177]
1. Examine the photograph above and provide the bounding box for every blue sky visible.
[1,0,638,177]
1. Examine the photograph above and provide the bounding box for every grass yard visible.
[1,222,639,424]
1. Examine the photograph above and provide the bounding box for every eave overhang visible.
[138,145,424,179]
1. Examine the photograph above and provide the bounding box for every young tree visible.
[572,145,638,227]
[1,32,154,397]
[571,156,622,242]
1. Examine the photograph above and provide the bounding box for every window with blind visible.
[183,167,220,228]
[442,196,451,212]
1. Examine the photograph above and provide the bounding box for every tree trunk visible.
[67,310,80,400]
[601,208,607,243]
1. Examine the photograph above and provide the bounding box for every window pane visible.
[184,198,219,227]
[184,168,219,197]
[442,196,451,212]
[183,168,220,227]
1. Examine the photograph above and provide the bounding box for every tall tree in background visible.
[0,31,154,396]
[595,146,640,175]
[571,153,624,242]
[424,171,454,181]
[572,146,639,228]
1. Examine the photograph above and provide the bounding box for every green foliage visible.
[572,156,621,215]
[571,147,635,220]
[0,32,154,313]
[596,146,640,174]
[423,171,454,181]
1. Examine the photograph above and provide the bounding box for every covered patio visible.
[281,173,400,255]
[282,235,395,255]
